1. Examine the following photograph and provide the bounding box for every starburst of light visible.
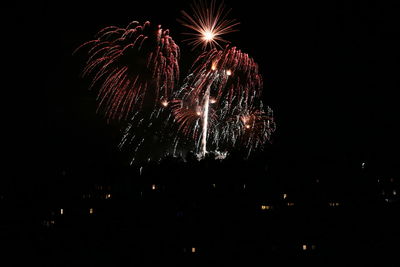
[179,0,240,50]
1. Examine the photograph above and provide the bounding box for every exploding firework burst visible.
[75,2,275,163]
[74,21,180,121]
[170,46,275,157]
[234,108,276,156]
[179,0,240,50]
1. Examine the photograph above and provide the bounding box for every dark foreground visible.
[1,155,398,266]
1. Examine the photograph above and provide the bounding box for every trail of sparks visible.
[201,84,211,156]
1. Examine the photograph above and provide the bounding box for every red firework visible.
[189,46,263,110]
[75,21,180,121]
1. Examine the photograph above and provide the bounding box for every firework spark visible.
[179,0,240,50]
[171,46,275,157]
[74,21,180,121]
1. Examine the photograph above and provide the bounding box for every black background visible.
[2,0,399,265]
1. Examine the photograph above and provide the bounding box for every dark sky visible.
[28,0,398,178]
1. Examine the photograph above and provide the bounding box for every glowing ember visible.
[161,100,169,107]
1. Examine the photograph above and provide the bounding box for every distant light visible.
[287,202,295,207]
[261,205,273,210]
[191,247,196,253]
[152,184,156,190]
[245,124,250,129]
[243,184,246,190]
[60,208,64,215]
[211,63,217,71]
[283,193,287,200]
[302,245,307,250]
[226,69,232,76]
[361,162,366,169]
[82,194,91,199]
[210,98,216,104]
[212,183,216,188]
[89,208,94,214]
[393,190,397,196]
[105,194,111,199]
[328,202,340,207]
[196,111,202,116]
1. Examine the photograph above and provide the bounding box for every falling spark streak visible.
[201,84,211,156]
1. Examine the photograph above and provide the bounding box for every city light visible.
[261,205,273,210]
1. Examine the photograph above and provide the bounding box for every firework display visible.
[170,46,275,156]
[76,1,275,162]
[75,21,180,121]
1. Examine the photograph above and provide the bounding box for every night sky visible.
[2,0,399,265]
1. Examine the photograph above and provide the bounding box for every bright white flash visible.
[203,31,215,41]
